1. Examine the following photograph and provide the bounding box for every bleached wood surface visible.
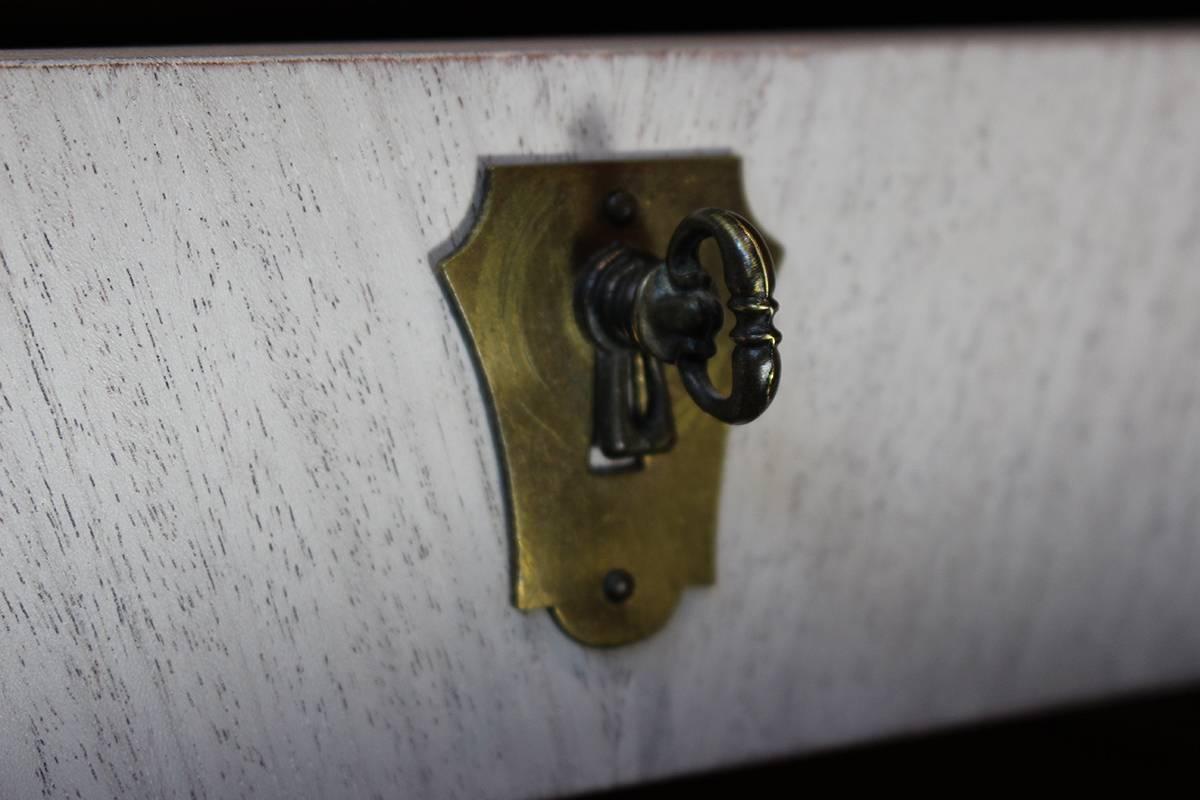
[1,33,1199,799]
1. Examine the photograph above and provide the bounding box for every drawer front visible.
[1,35,1198,798]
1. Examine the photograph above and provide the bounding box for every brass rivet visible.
[603,569,635,604]
[602,190,637,226]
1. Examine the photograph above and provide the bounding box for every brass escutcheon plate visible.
[440,156,774,646]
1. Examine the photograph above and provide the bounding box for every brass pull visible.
[442,157,780,645]
[578,204,782,460]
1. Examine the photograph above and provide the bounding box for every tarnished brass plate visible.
[440,157,768,646]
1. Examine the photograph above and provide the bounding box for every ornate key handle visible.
[579,206,782,459]
[664,208,781,425]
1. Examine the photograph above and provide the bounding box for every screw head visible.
[603,568,635,604]
[602,190,637,227]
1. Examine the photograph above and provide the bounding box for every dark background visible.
[1,6,1196,50]
[5,4,1198,791]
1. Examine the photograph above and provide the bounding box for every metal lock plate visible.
[440,156,775,646]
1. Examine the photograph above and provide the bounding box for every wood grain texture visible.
[1,33,1199,798]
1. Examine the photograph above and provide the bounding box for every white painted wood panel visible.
[0,33,1198,798]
